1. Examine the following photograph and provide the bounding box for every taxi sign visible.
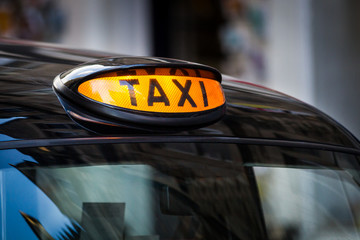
[53,57,226,131]
[77,70,225,113]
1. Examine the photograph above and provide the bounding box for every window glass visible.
[1,143,360,240]
[254,166,360,239]
[0,143,264,240]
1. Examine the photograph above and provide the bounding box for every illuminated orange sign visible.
[78,75,225,113]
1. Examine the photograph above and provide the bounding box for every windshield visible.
[1,143,360,240]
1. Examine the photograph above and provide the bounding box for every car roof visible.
[0,39,359,152]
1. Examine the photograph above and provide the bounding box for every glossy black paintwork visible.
[0,40,359,149]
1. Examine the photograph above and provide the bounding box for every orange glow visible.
[78,75,225,113]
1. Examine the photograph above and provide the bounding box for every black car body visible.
[0,39,360,240]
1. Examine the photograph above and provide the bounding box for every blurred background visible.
[0,0,359,139]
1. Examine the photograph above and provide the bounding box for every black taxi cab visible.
[0,39,360,240]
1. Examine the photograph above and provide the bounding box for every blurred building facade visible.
[268,0,360,139]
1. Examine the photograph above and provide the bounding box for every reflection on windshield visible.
[0,167,73,240]
[35,165,156,239]
[3,143,360,240]
[3,163,264,240]
[254,167,360,240]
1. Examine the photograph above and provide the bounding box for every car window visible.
[254,167,360,240]
[0,143,359,240]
